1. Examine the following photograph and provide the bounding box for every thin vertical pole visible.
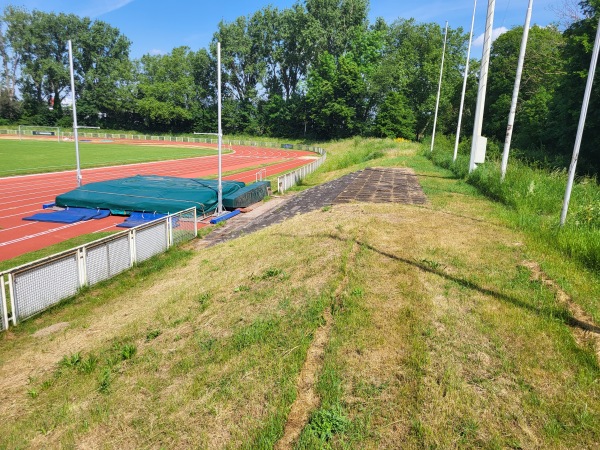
[68,40,82,187]
[217,42,223,215]
[501,0,533,181]
[469,0,496,172]
[431,21,449,152]
[560,16,600,226]
[454,0,477,161]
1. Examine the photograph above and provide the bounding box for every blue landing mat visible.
[116,211,167,228]
[23,207,110,223]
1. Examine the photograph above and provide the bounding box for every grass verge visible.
[0,137,598,448]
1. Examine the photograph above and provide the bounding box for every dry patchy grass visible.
[0,141,598,449]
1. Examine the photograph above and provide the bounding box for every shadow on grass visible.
[274,231,600,344]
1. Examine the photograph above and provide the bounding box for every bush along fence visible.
[0,208,197,330]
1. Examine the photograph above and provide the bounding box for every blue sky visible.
[5,0,566,58]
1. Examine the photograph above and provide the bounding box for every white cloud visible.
[472,26,509,47]
[82,0,135,18]
[149,49,164,56]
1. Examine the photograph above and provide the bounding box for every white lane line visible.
[0,222,37,233]
[0,222,83,247]
[0,209,43,220]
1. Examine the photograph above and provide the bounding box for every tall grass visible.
[427,135,600,271]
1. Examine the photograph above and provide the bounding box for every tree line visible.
[0,0,599,174]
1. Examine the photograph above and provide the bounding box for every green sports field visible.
[0,139,221,177]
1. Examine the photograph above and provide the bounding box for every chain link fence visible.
[0,208,197,327]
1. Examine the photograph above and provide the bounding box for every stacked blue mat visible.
[23,207,111,224]
[116,211,167,228]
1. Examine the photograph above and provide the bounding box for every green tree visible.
[304,0,369,57]
[76,20,133,129]
[306,52,367,138]
[373,91,416,139]
[1,6,131,126]
[135,46,203,132]
[548,1,600,173]
[485,25,565,151]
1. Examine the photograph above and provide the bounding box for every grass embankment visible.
[0,139,220,177]
[427,135,599,314]
[0,138,599,448]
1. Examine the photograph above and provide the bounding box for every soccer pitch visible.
[0,139,221,177]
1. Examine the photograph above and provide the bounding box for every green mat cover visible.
[222,181,271,209]
[56,175,245,215]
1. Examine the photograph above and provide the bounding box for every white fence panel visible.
[135,221,169,263]
[12,253,80,321]
[86,235,131,285]
[0,275,8,331]
[0,208,197,330]
[276,147,326,193]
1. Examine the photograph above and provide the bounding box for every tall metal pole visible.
[469,0,496,172]
[501,0,533,181]
[454,0,477,161]
[431,21,449,152]
[68,40,82,187]
[217,42,223,215]
[560,16,600,226]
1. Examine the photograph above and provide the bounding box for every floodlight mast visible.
[560,16,600,226]
[500,0,533,181]
[469,0,496,173]
[454,0,477,162]
[217,41,223,215]
[68,40,82,187]
[430,21,448,152]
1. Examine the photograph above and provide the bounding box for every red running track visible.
[0,143,316,263]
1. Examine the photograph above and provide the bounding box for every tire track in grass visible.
[522,260,600,365]
[276,239,360,449]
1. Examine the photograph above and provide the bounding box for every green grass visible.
[1,137,599,448]
[426,134,600,274]
[0,139,221,176]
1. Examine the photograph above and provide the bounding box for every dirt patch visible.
[275,308,333,449]
[522,260,600,364]
[276,242,359,449]
[31,322,69,338]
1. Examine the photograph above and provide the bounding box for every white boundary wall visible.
[0,208,197,328]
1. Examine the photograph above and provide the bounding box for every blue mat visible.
[24,207,111,223]
[116,212,167,228]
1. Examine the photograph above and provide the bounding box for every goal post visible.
[18,125,60,142]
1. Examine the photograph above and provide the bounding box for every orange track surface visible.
[0,141,315,263]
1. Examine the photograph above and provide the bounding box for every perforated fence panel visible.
[277,149,326,193]
[0,275,8,331]
[171,209,197,245]
[12,253,80,321]
[135,222,168,263]
[1,208,197,331]
[86,235,131,285]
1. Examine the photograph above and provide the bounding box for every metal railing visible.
[0,208,197,329]
[277,146,327,193]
